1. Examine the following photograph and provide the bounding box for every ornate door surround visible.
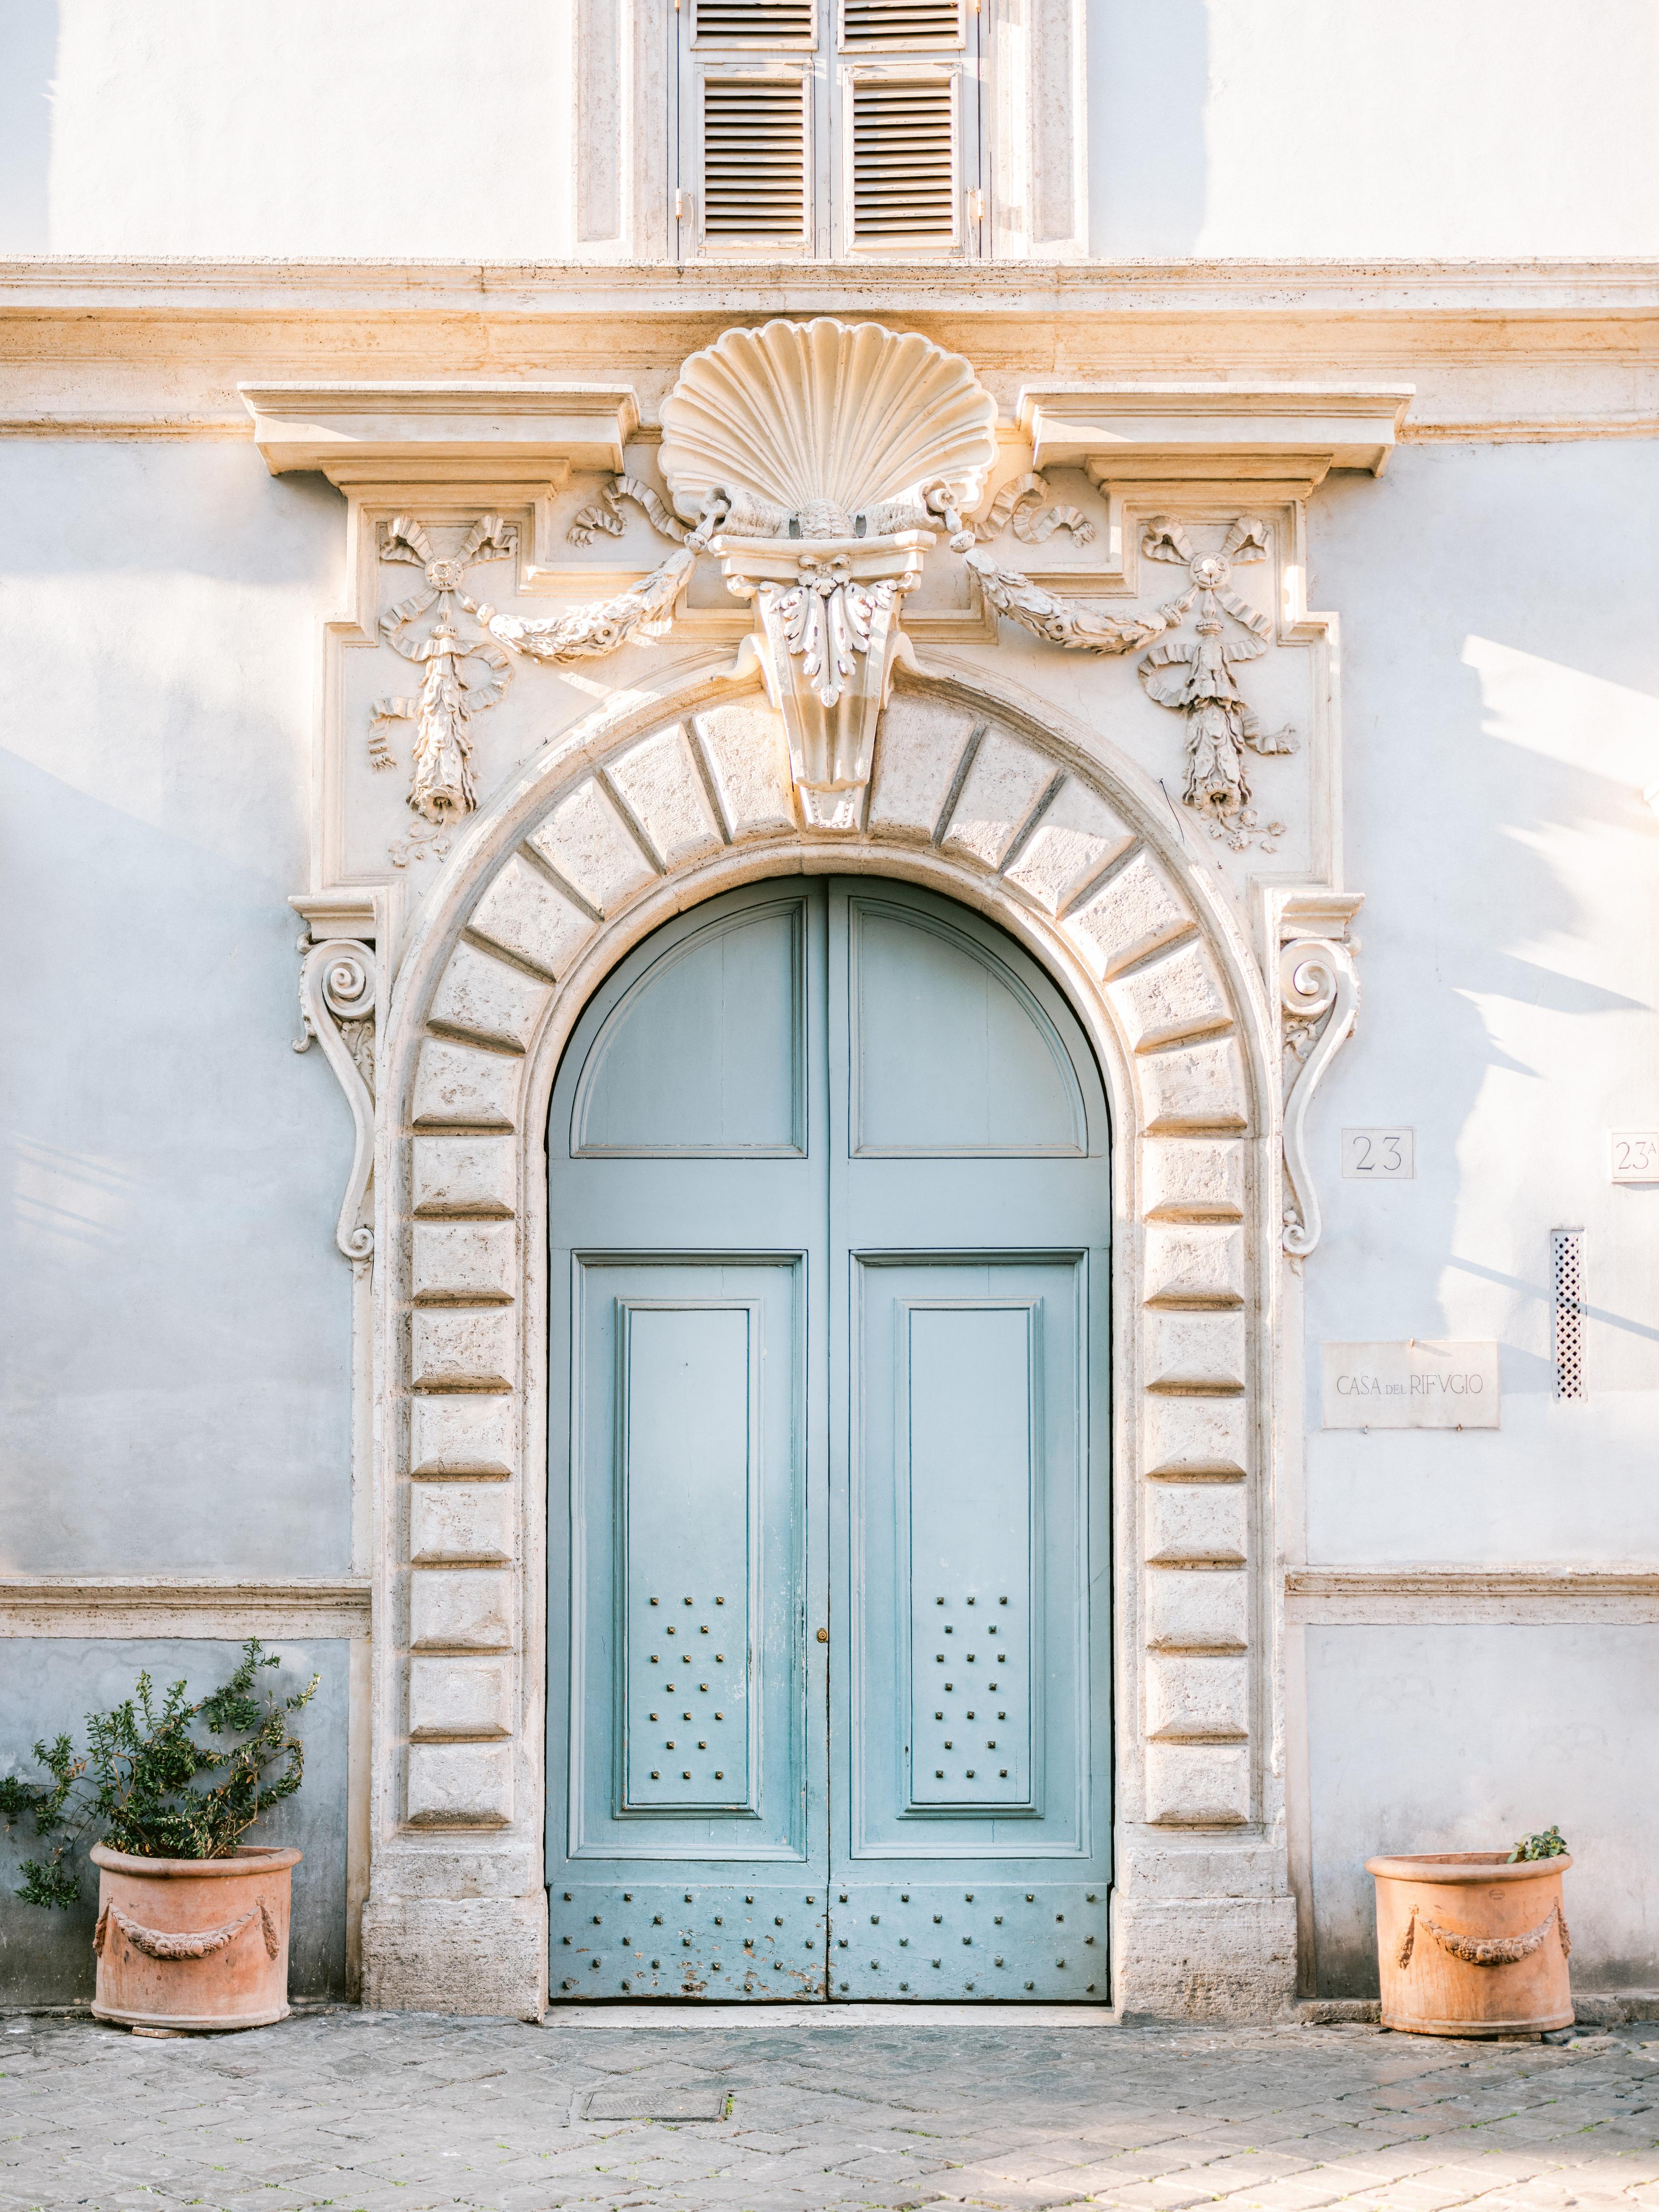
[262,323,1390,2017]
[355,661,1300,2021]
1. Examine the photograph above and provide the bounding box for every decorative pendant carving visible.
[369,510,699,866]
[293,937,378,1263]
[369,516,517,858]
[1138,517,1296,853]
[968,514,1297,854]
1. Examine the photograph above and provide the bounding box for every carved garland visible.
[319,321,1367,1279]
[1395,1901,1570,1971]
[95,1897,281,1962]
[353,328,1301,863]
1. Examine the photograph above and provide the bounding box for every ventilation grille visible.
[843,0,964,47]
[851,76,955,241]
[1553,1230,1584,1399]
[695,0,814,41]
[702,76,809,238]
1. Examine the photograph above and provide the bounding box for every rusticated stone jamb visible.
[372,680,1281,2016]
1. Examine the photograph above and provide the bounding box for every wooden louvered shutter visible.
[686,0,817,255]
[837,0,976,256]
[695,0,815,38]
[841,0,965,49]
[678,0,981,258]
[849,71,957,246]
[700,71,811,245]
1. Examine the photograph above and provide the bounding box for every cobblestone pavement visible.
[4,2008,1659,2212]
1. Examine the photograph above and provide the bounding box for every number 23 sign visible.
[1342,1128,1414,1180]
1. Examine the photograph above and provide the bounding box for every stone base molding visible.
[358,661,1298,2022]
[359,1891,549,2021]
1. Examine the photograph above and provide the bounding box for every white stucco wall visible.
[2,0,1656,258]
[4,419,1657,1995]
[0,441,356,1574]
[1307,1627,1659,1996]
[1087,0,1659,259]
[1308,441,1659,1567]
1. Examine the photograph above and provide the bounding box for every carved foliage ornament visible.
[356,327,1293,855]
[969,514,1297,855]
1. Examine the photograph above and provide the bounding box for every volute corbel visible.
[290,893,385,1265]
[1277,889,1364,1260]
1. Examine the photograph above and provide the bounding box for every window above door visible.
[677,0,985,260]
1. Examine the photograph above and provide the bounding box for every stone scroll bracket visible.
[1276,888,1364,1261]
[290,889,391,1267]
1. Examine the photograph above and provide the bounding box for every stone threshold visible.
[542,2001,1124,2028]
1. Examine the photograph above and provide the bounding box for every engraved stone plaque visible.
[1341,1127,1414,1179]
[1321,1340,1500,1429]
[1610,1132,1659,1184]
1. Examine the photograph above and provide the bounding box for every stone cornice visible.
[0,256,1655,319]
[242,380,639,481]
[0,1575,372,1639]
[1287,1565,1659,1625]
[0,260,1649,445]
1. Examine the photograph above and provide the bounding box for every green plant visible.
[1508,1824,1568,1863]
[0,1640,318,1909]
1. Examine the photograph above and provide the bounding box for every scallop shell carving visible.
[659,318,999,540]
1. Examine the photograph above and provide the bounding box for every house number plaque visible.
[1610,1132,1659,1183]
[1341,1128,1414,1179]
[1321,1340,1500,1429]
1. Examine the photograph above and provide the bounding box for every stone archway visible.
[359,671,1292,2023]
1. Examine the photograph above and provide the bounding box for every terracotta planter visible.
[90,1843,302,2032]
[1367,1850,1573,2037]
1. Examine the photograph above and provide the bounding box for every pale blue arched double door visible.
[548,877,1111,2001]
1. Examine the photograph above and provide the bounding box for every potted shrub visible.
[0,1640,317,2033]
[1367,1826,1572,2038]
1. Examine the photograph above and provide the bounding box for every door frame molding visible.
[360,666,1292,2021]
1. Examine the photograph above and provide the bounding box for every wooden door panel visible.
[903,1295,1037,1813]
[551,1252,829,2000]
[849,896,1086,1155]
[616,1296,761,1816]
[568,1256,805,1860]
[845,1252,1091,1856]
[573,895,806,1156]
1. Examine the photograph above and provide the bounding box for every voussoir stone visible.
[692,701,797,838]
[605,723,725,868]
[429,941,553,1052]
